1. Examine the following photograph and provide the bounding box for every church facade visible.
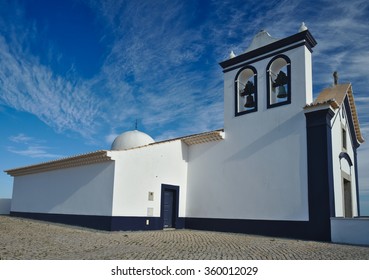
[5,26,364,242]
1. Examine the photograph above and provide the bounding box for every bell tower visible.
[213,25,318,226]
[219,25,317,134]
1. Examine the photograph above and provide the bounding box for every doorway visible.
[161,184,179,229]
[343,179,352,218]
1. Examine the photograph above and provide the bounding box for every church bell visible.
[240,81,255,96]
[276,85,287,98]
[239,80,255,108]
[244,94,255,108]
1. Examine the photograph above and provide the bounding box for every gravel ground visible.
[1,215,368,260]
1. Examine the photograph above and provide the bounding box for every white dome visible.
[111,130,155,151]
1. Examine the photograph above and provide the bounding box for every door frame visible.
[161,184,180,229]
[343,178,353,218]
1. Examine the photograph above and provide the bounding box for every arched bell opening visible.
[234,66,257,116]
[267,55,291,108]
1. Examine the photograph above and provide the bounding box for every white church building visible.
[5,26,366,242]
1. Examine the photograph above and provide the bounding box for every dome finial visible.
[229,50,236,59]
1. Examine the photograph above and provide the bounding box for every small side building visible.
[4,25,365,242]
[0,198,11,215]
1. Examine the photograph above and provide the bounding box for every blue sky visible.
[0,0,368,213]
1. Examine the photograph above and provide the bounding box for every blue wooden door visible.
[163,190,174,228]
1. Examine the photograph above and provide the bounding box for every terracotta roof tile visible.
[5,150,112,177]
[305,83,364,144]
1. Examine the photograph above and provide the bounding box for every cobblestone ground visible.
[1,216,369,260]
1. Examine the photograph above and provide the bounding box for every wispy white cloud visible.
[355,97,369,103]
[86,0,224,138]
[0,4,102,140]
[0,40,100,140]
[307,1,369,91]
[7,133,63,159]
[8,133,34,144]
[7,145,63,159]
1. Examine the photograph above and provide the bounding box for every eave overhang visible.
[5,150,112,177]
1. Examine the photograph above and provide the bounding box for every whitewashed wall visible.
[186,46,312,220]
[11,162,115,216]
[109,140,188,217]
[331,106,359,217]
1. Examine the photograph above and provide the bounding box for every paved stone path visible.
[1,216,369,259]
